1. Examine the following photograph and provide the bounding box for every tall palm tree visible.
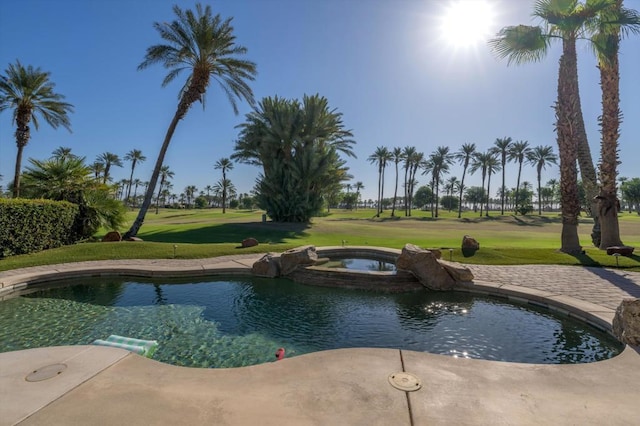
[0,60,74,198]
[90,161,105,181]
[354,181,364,210]
[131,178,142,207]
[527,145,558,215]
[469,151,494,217]
[214,157,234,213]
[490,0,614,252]
[125,3,257,238]
[401,146,417,216]
[184,185,197,207]
[484,153,501,216]
[155,165,174,214]
[124,149,146,205]
[390,147,404,217]
[490,137,512,215]
[507,140,531,215]
[213,179,235,210]
[96,152,123,184]
[407,150,424,216]
[425,146,453,218]
[444,176,459,212]
[368,146,391,217]
[454,143,476,218]
[591,0,639,248]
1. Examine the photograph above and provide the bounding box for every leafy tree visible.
[125,3,257,238]
[440,195,459,211]
[413,185,433,209]
[621,177,640,213]
[454,143,476,218]
[527,145,558,215]
[20,155,126,236]
[0,60,73,198]
[124,149,146,205]
[464,186,485,213]
[233,94,355,222]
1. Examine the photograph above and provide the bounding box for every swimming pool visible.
[321,257,396,271]
[0,275,622,367]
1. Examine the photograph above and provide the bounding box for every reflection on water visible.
[323,257,396,271]
[0,276,623,368]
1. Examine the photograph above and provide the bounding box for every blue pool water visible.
[0,276,623,367]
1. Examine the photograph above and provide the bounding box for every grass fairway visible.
[1,208,638,272]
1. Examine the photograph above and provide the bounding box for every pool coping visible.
[2,248,640,425]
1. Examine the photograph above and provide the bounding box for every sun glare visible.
[439,0,496,49]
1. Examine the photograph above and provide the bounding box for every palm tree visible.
[407,150,424,216]
[51,146,76,160]
[131,178,142,206]
[424,146,453,218]
[469,151,494,217]
[484,153,501,216]
[214,157,234,213]
[89,161,105,181]
[184,185,197,207]
[354,181,364,210]
[213,179,235,210]
[490,137,512,215]
[489,0,623,252]
[368,146,391,217]
[507,141,531,215]
[401,146,417,216]
[591,1,639,248]
[0,60,74,198]
[546,178,559,210]
[155,165,174,214]
[124,149,146,205]
[454,143,476,218]
[124,3,257,238]
[390,147,404,217]
[444,176,459,212]
[527,145,558,215]
[96,152,123,184]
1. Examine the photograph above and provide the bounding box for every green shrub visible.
[0,198,79,257]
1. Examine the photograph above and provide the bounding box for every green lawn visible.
[1,208,638,272]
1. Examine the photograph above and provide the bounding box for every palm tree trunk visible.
[12,143,26,198]
[480,174,486,216]
[458,164,467,218]
[514,162,523,214]
[556,37,582,253]
[376,166,382,217]
[485,173,492,216]
[537,167,542,215]
[124,112,181,238]
[500,157,506,215]
[597,6,624,249]
[392,163,399,217]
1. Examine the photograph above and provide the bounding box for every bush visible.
[0,198,79,257]
[517,205,534,215]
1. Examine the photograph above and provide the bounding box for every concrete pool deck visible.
[1,254,640,425]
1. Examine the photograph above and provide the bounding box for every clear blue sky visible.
[1,0,639,202]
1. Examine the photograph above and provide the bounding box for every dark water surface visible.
[0,276,623,367]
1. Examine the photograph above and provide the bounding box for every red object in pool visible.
[275,347,285,360]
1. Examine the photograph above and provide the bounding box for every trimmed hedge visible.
[0,198,80,257]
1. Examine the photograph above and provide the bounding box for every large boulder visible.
[280,245,318,275]
[241,237,259,248]
[396,244,456,291]
[461,235,480,257]
[438,259,474,282]
[612,299,640,346]
[102,231,122,242]
[252,253,280,278]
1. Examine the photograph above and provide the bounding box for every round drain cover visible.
[388,372,422,391]
[26,364,67,382]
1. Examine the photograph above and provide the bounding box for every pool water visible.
[322,257,396,271]
[0,276,623,368]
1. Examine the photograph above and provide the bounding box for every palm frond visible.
[489,25,550,65]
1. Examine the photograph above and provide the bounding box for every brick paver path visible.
[467,264,640,310]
